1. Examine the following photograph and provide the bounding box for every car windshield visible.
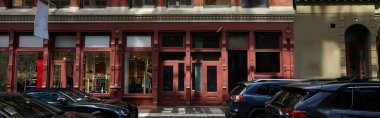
[61,90,102,102]
[0,96,56,117]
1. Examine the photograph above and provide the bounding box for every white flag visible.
[34,0,49,39]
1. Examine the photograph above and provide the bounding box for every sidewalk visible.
[138,106,226,118]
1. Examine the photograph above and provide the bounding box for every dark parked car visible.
[24,88,138,118]
[225,79,303,118]
[0,93,94,118]
[265,81,380,118]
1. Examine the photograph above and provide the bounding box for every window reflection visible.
[83,52,110,93]
[125,52,152,94]
[16,52,43,93]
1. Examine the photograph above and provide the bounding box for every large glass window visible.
[192,33,220,48]
[50,0,70,8]
[255,32,281,73]
[83,52,110,93]
[241,0,268,8]
[124,52,152,94]
[131,0,156,8]
[16,52,43,93]
[80,0,107,8]
[0,52,8,92]
[11,0,34,8]
[167,0,193,7]
[204,0,229,7]
[85,36,109,48]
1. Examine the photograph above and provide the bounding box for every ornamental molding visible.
[0,15,294,23]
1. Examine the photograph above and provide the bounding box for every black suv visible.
[24,88,138,118]
[225,79,303,118]
[265,81,380,118]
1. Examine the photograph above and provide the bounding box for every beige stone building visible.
[294,0,380,79]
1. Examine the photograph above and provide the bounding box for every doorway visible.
[51,61,74,88]
[345,24,370,78]
[159,61,186,106]
[228,50,247,92]
[191,61,221,105]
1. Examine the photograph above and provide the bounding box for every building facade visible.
[0,0,294,106]
[294,0,380,79]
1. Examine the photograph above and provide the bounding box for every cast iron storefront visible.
[0,22,294,106]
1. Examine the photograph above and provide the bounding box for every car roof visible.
[24,88,75,93]
[282,81,380,91]
[237,79,334,85]
[0,92,22,97]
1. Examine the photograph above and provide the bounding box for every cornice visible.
[0,15,294,23]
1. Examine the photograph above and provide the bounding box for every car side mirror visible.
[57,97,68,105]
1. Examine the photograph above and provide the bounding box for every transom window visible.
[11,0,34,8]
[161,35,184,47]
[80,0,107,8]
[167,0,193,7]
[131,0,156,8]
[192,33,220,48]
[241,0,268,8]
[204,0,230,7]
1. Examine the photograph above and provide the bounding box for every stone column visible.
[7,30,15,92]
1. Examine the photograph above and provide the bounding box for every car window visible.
[269,85,283,96]
[0,96,55,117]
[271,89,307,109]
[255,85,270,95]
[230,84,246,96]
[332,86,380,111]
[26,91,63,102]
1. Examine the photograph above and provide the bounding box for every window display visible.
[16,52,43,92]
[0,52,8,92]
[124,52,152,94]
[83,52,110,93]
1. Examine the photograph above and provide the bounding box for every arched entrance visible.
[345,24,370,78]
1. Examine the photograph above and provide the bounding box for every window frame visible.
[227,32,249,50]
[167,0,193,8]
[124,51,153,94]
[203,0,231,8]
[253,31,282,77]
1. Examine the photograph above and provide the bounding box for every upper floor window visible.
[241,0,267,8]
[80,0,107,8]
[204,0,230,7]
[50,0,70,8]
[10,0,34,8]
[167,0,193,8]
[131,0,156,8]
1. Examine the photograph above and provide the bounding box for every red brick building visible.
[0,0,294,106]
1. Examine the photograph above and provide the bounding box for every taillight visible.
[229,95,244,101]
[280,108,309,118]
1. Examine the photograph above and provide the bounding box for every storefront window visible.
[241,0,267,8]
[0,52,8,92]
[0,36,9,47]
[16,52,43,93]
[131,0,156,8]
[204,0,229,7]
[125,52,152,94]
[167,0,193,7]
[11,0,34,8]
[83,52,110,93]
